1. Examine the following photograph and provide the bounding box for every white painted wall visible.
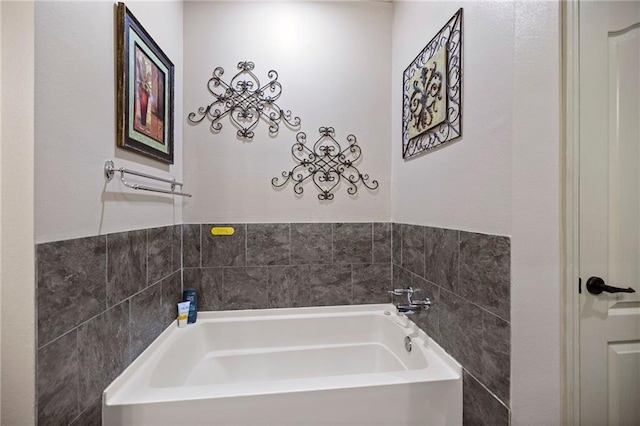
[391,1,513,236]
[1,2,36,424]
[35,1,184,244]
[511,2,561,424]
[391,1,562,424]
[182,1,392,224]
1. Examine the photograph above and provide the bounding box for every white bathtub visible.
[103,304,462,425]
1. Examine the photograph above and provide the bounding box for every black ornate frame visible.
[402,8,463,159]
[272,127,379,200]
[188,61,301,140]
[116,2,175,164]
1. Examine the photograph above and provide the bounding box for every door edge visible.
[563,0,581,424]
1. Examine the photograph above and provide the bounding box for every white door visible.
[580,1,640,425]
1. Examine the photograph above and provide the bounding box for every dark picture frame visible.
[116,2,174,164]
[402,8,463,160]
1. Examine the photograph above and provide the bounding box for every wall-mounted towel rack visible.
[104,160,192,197]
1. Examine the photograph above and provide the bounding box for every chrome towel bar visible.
[104,160,192,197]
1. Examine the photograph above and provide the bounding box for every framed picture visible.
[116,2,174,164]
[402,8,463,160]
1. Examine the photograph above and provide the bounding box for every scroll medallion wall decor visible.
[272,127,379,201]
[188,61,301,140]
[402,8,463,159]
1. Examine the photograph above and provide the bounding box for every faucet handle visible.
[388,287,413,296]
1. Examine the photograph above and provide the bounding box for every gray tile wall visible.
[392,223,511,426]
[182,223,393,311]
[36,225,183,426]
[36,221,510,426]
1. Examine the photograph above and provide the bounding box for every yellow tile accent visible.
[211,227,235,236]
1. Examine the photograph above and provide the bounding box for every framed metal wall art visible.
[116,2,175,164]
[402,8,463,160]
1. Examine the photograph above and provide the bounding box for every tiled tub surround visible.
[36,226,182,426]
[392,223,511,426]
[36,221,509,426]
[182,223,393,310]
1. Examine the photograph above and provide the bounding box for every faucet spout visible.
[396,304,418,316]
[396,303,417,311]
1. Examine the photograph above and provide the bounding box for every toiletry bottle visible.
[177,301,190,328]
[183,288,198,324]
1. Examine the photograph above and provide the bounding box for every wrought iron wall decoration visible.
[402,8,463,159]
[272,127,379,200]
[188,61,301,140]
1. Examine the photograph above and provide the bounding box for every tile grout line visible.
[170,225,174,282]
[396,221,510,239]
[464,367,511,410]
[331,223,334,264]
[399,262,511,325]
[199,224,203,268]
[105,234,109,311]
[34,247,39,421]
[37,282,158,351]
[128,296,132,364]
[37,320,81,352]
[435,284,441,341]
[480,303,486,348]
[422,225,426,278]
[75,327,80,423]
[400,223,403,269]
[150,268,181,288]
[180,224,184,294]
[145,229,149,290]
[221,266,227,310]
[457,229,461,310]
[371,222,375,264]
[159,274,164,325]
[350,263,354,304]
[289,223,292,266]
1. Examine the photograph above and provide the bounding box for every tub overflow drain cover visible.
[404,336,412,352]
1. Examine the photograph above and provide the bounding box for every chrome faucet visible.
[388,287,431,315]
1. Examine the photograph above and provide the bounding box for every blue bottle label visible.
[183,290,198,324]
